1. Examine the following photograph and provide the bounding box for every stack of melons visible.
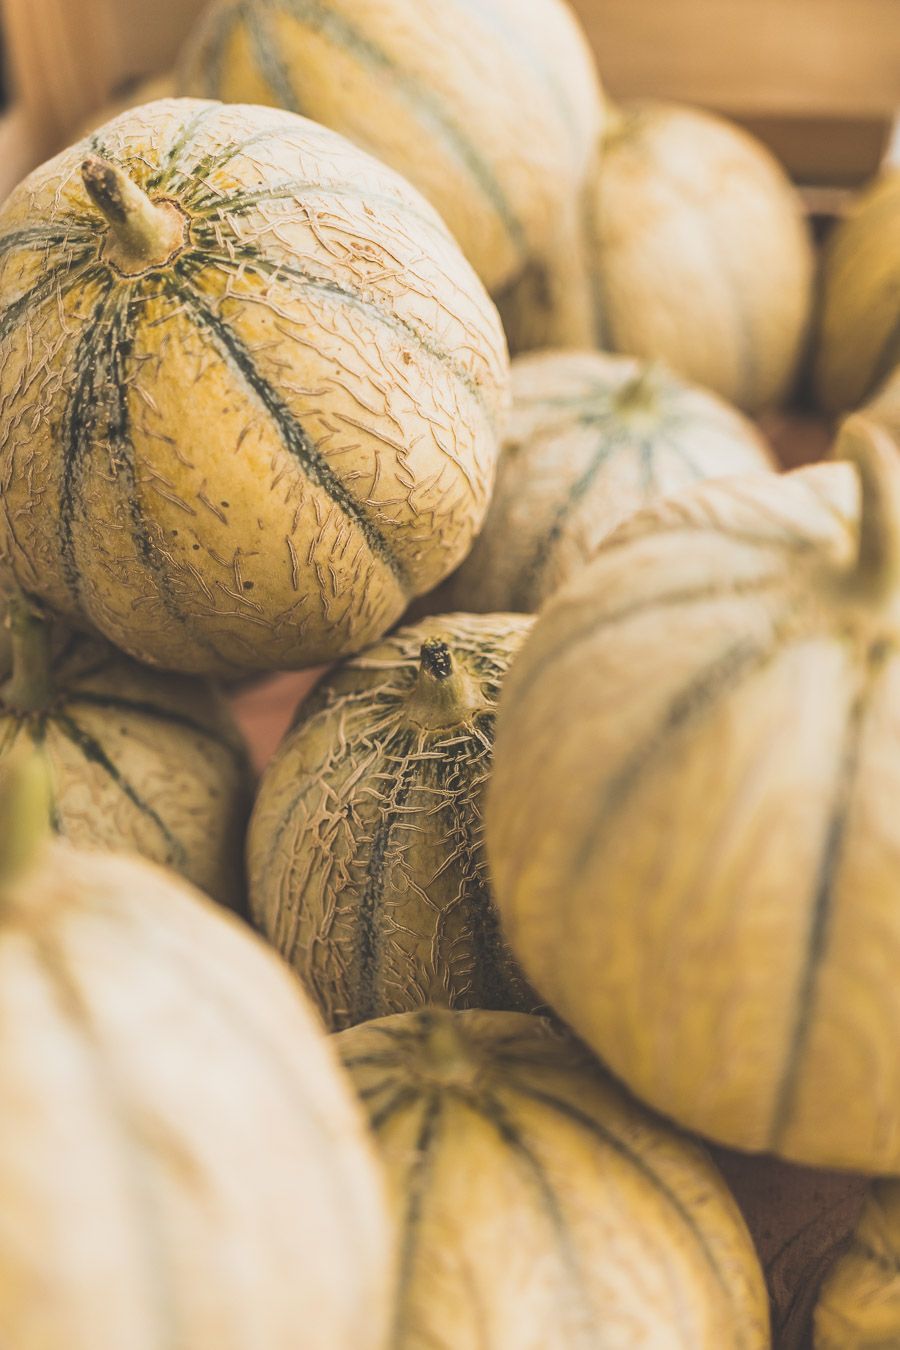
[0,0,898,1343]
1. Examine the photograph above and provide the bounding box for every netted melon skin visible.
[177,0,604,301]
[0,631,251,909]
[0,98,508,675]
[248,612,537,1029]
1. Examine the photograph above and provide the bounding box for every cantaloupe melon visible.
[427,351,773,614]
[1,594,250,908]
[0,98,508,676]
[572,101,815,412]
[0,750,393,1349]
[248,613,536,1027]
[815,169,900,415]
[487,412,900,1172]
[336,1008,769,1348]
[176,0,604,311]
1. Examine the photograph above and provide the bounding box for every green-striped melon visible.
[1,595,250,908]
[336,1009,769,1348]
[487,413,900,1172]
[248,613,536,1028]
[814,169,900,415]
[813,1179,900,1347]
[176,0,604,310]
[427,351,773,615]
[0,752,392,1350]
[571,101,814,412]
[0,98,508,677]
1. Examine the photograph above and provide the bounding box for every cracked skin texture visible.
[0,828,393,1350]
[0,614,251,911]
[177,0,604,300]
[582,102,815,413]
[0,98,508,676]
[248,613,536,1030]
[427,350,774,616]
[335,1009,769,1349]
[487,415,900,1174]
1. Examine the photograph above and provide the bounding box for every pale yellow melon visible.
[0,751,392,1350]
[336,1008,769,1348]
[0,99,508,676]
[0,594,250,909]
[176,0,605,305]
[428,350,773,614]
[248,613,537,1028]
[815,169,900,415]
[575,101,815,412]
[487,413,900,1172]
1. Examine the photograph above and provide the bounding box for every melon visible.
[1,593,250,909]
[815,169,900,415]
[248,613,536,1028]
[814,1180,900,1347]
[487,412,900,1172]
[572,101,814,412]
[0,750,392,1350]
[176,0,604,309]
[336,1008,769,1348]
[0,98,508,676]
[428,351,773,615]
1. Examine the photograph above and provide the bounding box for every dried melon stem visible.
[839,414,900,604]
[81,155,187,274]
[0,745,52,889]
[406,638,485,729]
[2,595,53,712]
[614,362,666,417]
[415,1011,481,1089]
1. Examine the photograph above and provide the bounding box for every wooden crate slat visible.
[571,0,900,118]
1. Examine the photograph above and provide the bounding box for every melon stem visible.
[838,414,900,603]
[2,595,54,713]
[614,361,666,415]
[417,1011,479,1088]
[407,638,482,729]
[0,745,53,891]
[81,155,186,271]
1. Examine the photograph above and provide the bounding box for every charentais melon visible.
[336,1008,769,1348]
[176,0,604,316]
[248,613,537,1028]
[814,169,900,415]
[531,100,814,412]
[0,749,392,1350]
[487,412,900,1173]
[0,98,508,676]
[0,593,250,909]
[425,350,774,615]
